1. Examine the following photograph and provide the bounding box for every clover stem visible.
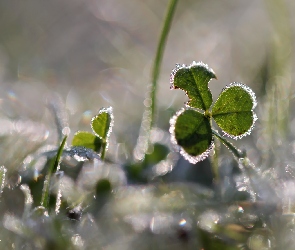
[212,130,243,159]
[100,141,106,160]
[212,130,260,201]
[212,136,220,183]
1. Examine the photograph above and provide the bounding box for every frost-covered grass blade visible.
[0,166,7,196]
[212,83,257,139]
[41,136,67,210]
[170,61,216,111]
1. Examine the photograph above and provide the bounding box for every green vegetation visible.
[0,0,294,249]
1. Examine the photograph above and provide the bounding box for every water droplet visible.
[62,126,70,136]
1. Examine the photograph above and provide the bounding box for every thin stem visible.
[133,0,179,162]
[212,130,261,201]
[41,136,67,209]
[212,130,244,159]
[100,141,106,160]
[150,0,179,128]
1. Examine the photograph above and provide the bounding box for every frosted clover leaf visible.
[170,61,216,110]
[169,108,214,164]
[170,62,257,164]
[72,107,114,159]
[212,83,257,139]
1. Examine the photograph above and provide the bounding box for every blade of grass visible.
[150,0,179,127]
[41,136,67,209]
[0,166,7,197]
[133,0,179,161]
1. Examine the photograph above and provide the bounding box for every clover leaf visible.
[170,61,216,110]
[170,108,214,164]
[170,62,257,163]
[72,131,102,152]
[212,83,257,139]
[72,107,113,159]
[91,107,113,143]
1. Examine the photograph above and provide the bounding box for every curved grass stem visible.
[133,0,179,162]
[150,0,179,128]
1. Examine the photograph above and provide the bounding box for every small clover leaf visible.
[72,131,102,152]
[91,107,114,143]
[170,62,257,164]
[212,83,257,139]
[170,61,216,111]
[72,107,114,159]
[170,108,214,164]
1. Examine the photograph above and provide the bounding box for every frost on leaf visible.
[72,131,102,153]
[211,83,257,139]
[91,107,114,143]
[169,108,214,164]
[64,146,101,162]
[170,61,216,111]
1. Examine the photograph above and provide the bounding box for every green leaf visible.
[212,83,257,139]
[170,108,213,164]
[72,131,102,152]
[170,61,216,110]
[91,107,113,142]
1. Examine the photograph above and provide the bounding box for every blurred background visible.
[0,0,295,167]
[2,1,295,248]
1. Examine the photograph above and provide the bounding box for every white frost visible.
[170,61,216,90]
